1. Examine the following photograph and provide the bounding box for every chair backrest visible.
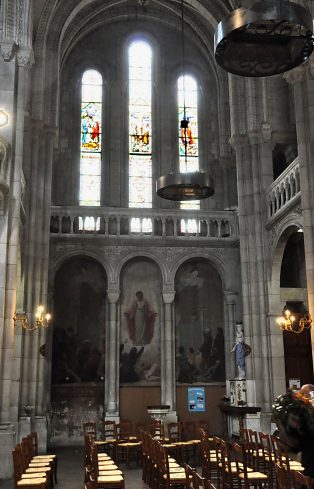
[12,445,24,486]
[120,419,132,434]
[275,463,291,489]
[185,464,205,489]
[101,420,116,440]
[233,442,249,477]
[294,470,313,489]
[115,421,132,441]
[150,420,164,439]
[183,421,197,441]
[135,422,146,438]
[168,422,181,442]
[198,427,208,442]
[83,422,97,440]
[259,431,272,454]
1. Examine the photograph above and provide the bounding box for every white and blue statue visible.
[230,322,246,380]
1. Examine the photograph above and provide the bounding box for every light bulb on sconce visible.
[14,305,52,332]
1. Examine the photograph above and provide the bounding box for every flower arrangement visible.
[272,387,314,440]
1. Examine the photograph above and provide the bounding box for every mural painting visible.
[120,259,161,385]
[51,257,107,384]
[175,260,225,384]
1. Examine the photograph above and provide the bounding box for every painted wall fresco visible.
[120,259,161,385]
[51,258,107,384]
[175,260,225,384]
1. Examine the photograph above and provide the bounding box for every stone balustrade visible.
[266,156,301,221]
[50,206,238,240]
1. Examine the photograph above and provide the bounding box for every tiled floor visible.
[0,447,147,489]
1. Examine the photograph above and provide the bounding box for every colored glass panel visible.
[129,40,152,232]
[178,74,200,213]
[80,69,102,208]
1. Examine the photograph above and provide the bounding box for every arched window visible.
[79,69,102,230]
[178,74,199,233]
[129,40,152,233]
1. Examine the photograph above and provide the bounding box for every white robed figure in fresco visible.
[125,291,157,345]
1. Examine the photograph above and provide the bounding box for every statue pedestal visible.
[218,403,261,438]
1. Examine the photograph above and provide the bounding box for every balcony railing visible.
[50,206,238,240]
[266,156,301,221]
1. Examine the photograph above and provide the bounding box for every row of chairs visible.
[83,419,210,444]
[84,434,125,489]
[12,433,57,489]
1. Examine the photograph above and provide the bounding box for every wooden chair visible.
[275,463,291,489]
[29,433,58,484]
[88,442,125,489]
[258,431,275,489]
[150,420,166,440]
[83,422,97,441]
[182,422,197,441]
[95,421,117,459]
[12,445,47,489]
[115,422,141,467]
[232,442,268,489]
[294,470,313,489]
[156,441,186,489]
[185,464,205,489]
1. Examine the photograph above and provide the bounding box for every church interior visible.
[1,0,314,485]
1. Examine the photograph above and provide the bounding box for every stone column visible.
[105,291,120,420]
[229,123,274,414]
[161,291,177,421]
[285,59,314,362]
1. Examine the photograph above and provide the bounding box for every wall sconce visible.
[276,306,312,334]
[14,305,51,331]
[0,109,9,128]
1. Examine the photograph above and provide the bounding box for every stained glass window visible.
[178,75,200,230]
[80,69,102,207]
[129,41,152,233]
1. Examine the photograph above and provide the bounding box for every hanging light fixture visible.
[276,302,312,334]
[156,0,214,201]
[214,0,314,77]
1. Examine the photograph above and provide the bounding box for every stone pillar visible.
[161,292,177,422]
[105,291,120,420]
[229,124,274,414]
[0,423,16,479]
[285,59,314,364]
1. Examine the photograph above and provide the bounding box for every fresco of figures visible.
[175,260,225,384]
[120,258,161,385]
[51,258,107,384]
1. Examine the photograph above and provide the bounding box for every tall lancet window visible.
[178,74,199,233]
[129,40,152,233]
[79,70,102,230]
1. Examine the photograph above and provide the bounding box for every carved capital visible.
[107,291,120,304]
[17,48,34,69]
[229,134,248,150]
[162,291,176,304]
[0,41,17,61]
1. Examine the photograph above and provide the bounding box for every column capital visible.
[284,57,314,85]
[0,40,17,61]
[229,134,248,150]
[162,291,175,304]
[224,290,238,305]
[107,291,120,304]
[17,48,34,69]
